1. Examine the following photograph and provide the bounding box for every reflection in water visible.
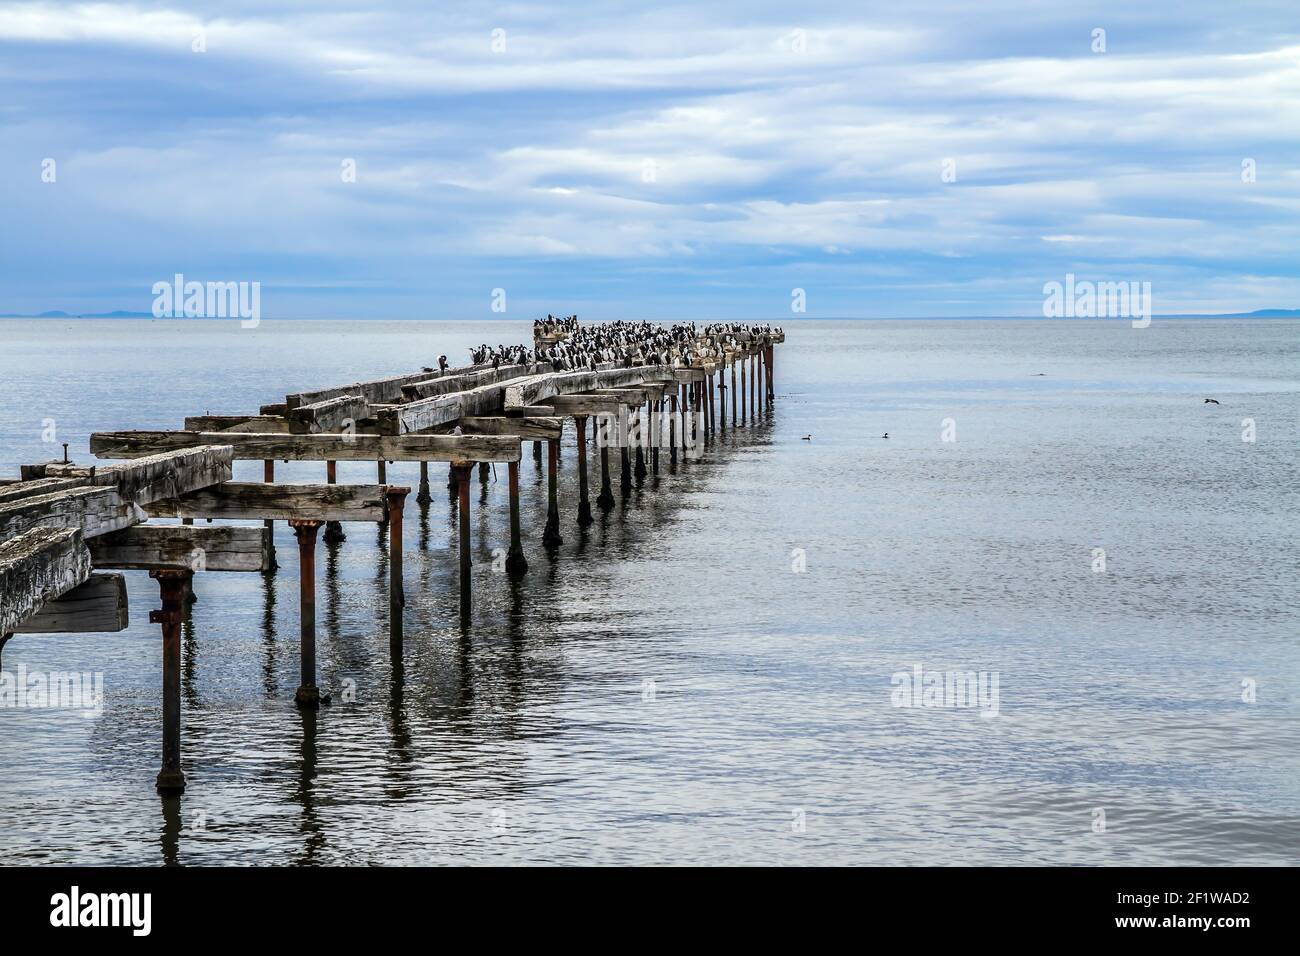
[325,540,342,642]
[383,659,413,803]
[260,568,278,698]
[418,504,431,551]
[182,614,199,707]
[159,796,182,866]
[293,709,322,866]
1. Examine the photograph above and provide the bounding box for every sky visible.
[1,1,1298,319]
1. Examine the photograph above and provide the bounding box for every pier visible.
[0,320,782,794]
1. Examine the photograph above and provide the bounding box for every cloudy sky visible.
[2,1,1298,318]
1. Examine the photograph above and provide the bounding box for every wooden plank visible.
[184,415,298,434]
[145,483,390,522]
[594,386,653,405]
[546,394,625,415]
[284,364,497,410]
[381,380,512,434]
[503,366,672,410]
[287,395,369,433]
[0,486,146,540]
[0,527,92,634]
[13,573,128,634]
[673,368,707,383]
[458,416,564,441]
[400,364,536,400]
[0,476,90,504]
[90,524,271,572]
[92,445,233,506]
[20,461,66,481]
[90,431,521,463]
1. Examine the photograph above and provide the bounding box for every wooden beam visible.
[546,394,624,416]
[594,386,653,405]
[286,395,369,433]
[0,476,90,504]
[19,461,65,481]
[183,414,298,434]
[400,363,536,400]
[12,572,128,634]
[0,527,92,634]
[458,416,564,441]
[284,363,500,410]
[381,377,525,434]
[503,366,672,410]
[90,431,522,463]
[0,486,146,540]
[145,483,390,522]
[90,524,271,572]
[92,446,233,506]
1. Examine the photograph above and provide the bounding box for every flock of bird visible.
[420,317,782,376]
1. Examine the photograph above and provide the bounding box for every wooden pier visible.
[0,320,783,794]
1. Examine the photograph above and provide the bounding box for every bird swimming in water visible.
[1204,398,1220,404]
[882,433,889,439]
[801,434,812,441]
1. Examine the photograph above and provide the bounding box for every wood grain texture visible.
[0,527,92,634]
[145,482,390,522]
[90,431,521,463]
[12,572,128,634]
[90,524,271,572]
[0,486,147,540]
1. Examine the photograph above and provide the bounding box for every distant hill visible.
[4,310,156,318]
[1157,308,1300,318]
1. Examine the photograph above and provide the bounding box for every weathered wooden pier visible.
[0,320,783,794]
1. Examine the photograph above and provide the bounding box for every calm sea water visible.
[0,318,1297,866]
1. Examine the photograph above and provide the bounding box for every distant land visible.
[2,308,1298,320]
[3,310,157,318]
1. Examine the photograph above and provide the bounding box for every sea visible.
[0,317,1296,865]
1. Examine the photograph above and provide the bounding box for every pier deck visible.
[0,320,783,793]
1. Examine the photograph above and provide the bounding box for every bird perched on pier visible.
[438,355,448,373]
[1204,398,1220,404]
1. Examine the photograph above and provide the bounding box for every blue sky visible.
[2,1,1298,319]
